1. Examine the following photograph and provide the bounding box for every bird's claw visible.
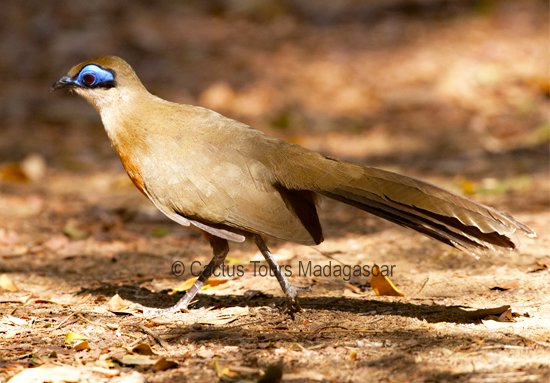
[141,305,189,318]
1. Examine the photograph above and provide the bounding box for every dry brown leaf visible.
[481,306,520,329]
[527,260,548,273]
[489,281,520,291]
[498,309,515,322]
[0,155,46,183]
[0,163,28,183]
[132,343,155,356]
[72,340,91,351]
[371,264,404,297]
[154,358,179,371]
[108,294,131,312]
[462,305,511,321]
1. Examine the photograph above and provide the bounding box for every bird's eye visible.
[76,65,116,89]
[82,74,96,86]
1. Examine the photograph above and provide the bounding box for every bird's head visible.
[52,56,146,111]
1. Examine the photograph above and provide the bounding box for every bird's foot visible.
[140,302,189,318]
[284,297,301,316]
[282,284,311,317]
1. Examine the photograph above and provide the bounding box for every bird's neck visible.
[96,90,154,196]
[97,89,153,144]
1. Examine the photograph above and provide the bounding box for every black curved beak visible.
[52,76,75,91]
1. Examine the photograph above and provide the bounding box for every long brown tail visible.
[314,162,535,253]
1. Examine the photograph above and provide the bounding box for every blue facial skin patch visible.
[75,64,116,88]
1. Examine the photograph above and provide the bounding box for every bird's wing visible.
[138,128,320,245]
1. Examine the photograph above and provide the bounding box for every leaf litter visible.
[1,1,549,382]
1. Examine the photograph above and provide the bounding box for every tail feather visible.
[321,189,484,250]
[314,163,535,253]
[270,145,534,252]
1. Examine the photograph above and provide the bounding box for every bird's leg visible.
[142,234,229,317]
[254,235,309,313]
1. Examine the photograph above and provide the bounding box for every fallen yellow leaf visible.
[456,177,477,195]
[371,264,404,297]
[172,277,197,292]
[64,331,88,344]
[203,277,230,289]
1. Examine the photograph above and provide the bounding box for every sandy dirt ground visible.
[1,1,549,382]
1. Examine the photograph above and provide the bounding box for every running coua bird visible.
[53,56,535,314]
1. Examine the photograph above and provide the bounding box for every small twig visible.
[480,345,528,350]
[269,325,377,335]
[137,324,170,350]
[415,277,430,295]
[8,294,34,315]
[54,313,79,330]
[76,313,118,330]
[518,335,550,348]
[310,247,346,266]
[361,317,385,325]
[312,324,349,334]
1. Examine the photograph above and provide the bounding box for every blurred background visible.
[0,0,548,209]
[0,3,548,380]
